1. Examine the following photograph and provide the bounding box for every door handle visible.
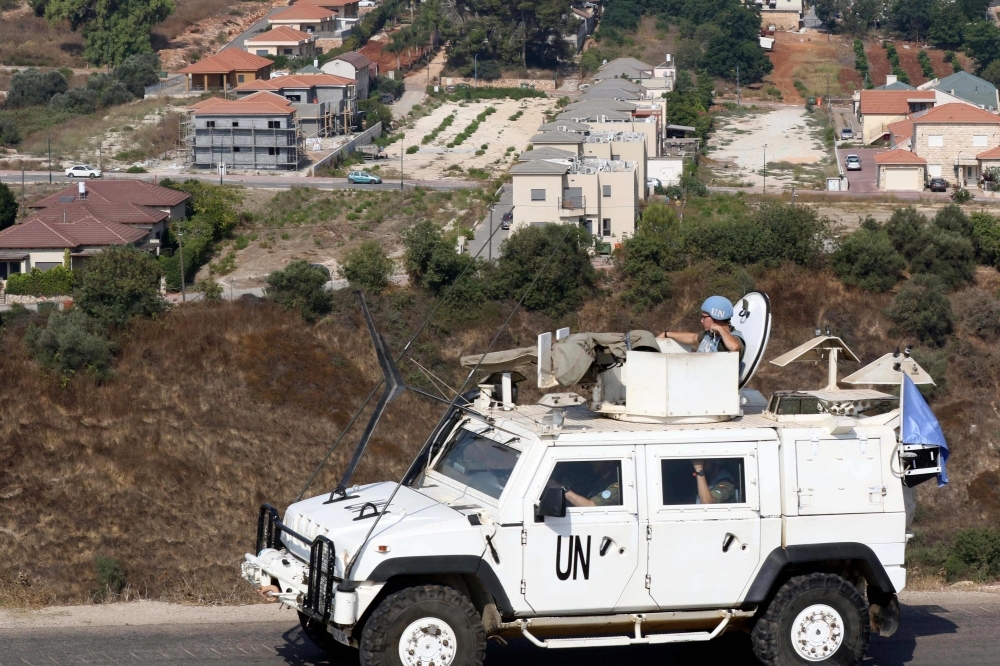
[722,533,736,553]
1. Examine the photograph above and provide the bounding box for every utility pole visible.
[99,145,103,172]
[48,134,52,184]
[176,224,186,303]
[488,205,493,262]
[736,65,740,107]
[400,135,404,191]
[20,165,24,219]
[474,53,478,86]
[763,143,767,195]
[162,113,167,159]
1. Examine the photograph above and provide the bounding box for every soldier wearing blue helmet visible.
[657,295,746,358]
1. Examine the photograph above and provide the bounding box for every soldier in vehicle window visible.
[548,461,621,508]
[692,459,737,504]
[658,295,745,358]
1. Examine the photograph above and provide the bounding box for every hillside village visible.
[2,0,1000,663]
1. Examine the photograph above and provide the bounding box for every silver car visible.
[845,154,862,171]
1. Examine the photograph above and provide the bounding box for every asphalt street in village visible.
[2,594,999,666]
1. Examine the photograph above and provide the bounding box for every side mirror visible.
[536,487,566,520]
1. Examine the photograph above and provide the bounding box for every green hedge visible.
[5,266,75,296]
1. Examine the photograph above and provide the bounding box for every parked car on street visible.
[501,209,513,230]
[845,154,862,171]
[840,127,854,140]
[347,170,382,184]
[379,93,395,104]
[927,177,949,192]
[65,164,102,178]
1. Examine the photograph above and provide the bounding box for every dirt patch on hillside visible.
[864,40,976,88]
[767,31,859,103]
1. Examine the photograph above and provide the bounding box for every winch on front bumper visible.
[243,503,357,626]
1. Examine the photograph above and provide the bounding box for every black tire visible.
[751,573,870,666]
[298,611,359,663]
[359,584,486,666]
[67,173,75,178]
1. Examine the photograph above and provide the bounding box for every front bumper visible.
[242,548,307,606]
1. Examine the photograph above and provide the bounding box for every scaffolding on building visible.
[182,121,305,171]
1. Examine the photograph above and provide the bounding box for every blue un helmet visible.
[702,295,734,321]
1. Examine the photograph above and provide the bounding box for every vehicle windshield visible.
[424,426,521,500]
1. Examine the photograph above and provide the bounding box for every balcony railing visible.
[558,196,586,211]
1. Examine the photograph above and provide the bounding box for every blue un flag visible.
[901,374,949,486]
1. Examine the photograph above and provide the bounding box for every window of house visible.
[286,94,302,102]
[531,189,546,201]
[602,218,611,236]
[928,164,942,177]
[0,263,7,279]
[256,50,269,56]
[545,460,623,507]
[269,147,280,155]
[206,121,216,128]
[974,135,989,147]
[232,121,240,127]
[9,262,21,275]
[660,458,746,505]
[283,48,294,55]
[611,153,620,161]
[268,120,281,129]
[928,135,943,147]
[238,74,245,83]
[602,185,611,197]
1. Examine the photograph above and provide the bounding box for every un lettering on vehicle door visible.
[521,446,641,615]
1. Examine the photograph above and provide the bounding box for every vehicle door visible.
[521,445,640,615]
[644,442,761,609]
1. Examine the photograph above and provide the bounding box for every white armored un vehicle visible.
[242,292,948,666]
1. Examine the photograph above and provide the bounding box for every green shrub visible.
[5,266,76,296]
[265,260,334,322]
[831,225,906,292]
[615,205,684,311]
[951,188,974,204]
[0,117,22,145]
[0,181,19,230]
[909,228,976,290]
[885,206,929,261]
[6,68,68,108]
[944,528,1000,581]
[971,211,1000,267]
[24,308,115,378]
[687,202,830,267]
[195,279,224,301]
[125,165,147,173]
[406,145,419,154]
[494,224,597,315]
[339,241,394,292]
[885,275,954,346]
[95,555,127,598]
[933,204,973,237]
[77,246,166,328]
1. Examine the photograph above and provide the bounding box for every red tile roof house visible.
[179,50,273,92]
[908,103,1000,187]
[0,216,150,279]
[187,92,302,170]
[267,4,337,34]
[29,180,191,223]
[244,26,317,58]
[856,90,937,145]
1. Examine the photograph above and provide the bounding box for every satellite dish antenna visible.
[735,291,772,388]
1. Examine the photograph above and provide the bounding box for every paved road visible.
[467,184,512,261]
[842,147,883,193]
[0,171,478,191]
[1,597,998,665]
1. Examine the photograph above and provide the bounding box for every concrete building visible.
[291,0,359,33]
[567,6,596,54]
[234,73,357,136]
[910,103,1000,185]
[509,156,639,244]
[186,92,302,171]
[245,26,317,57]
[583,130,648,200]
[758,0,802,30]
[594,58,653,81]
[321,51,375,100]
[268,4,337,33]
[875,150,927,191]
[179,50,272,92]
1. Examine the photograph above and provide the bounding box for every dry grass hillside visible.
[1,264,998,606]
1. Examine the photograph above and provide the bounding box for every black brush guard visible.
[302,535,338,622]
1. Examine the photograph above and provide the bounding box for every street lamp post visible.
[400,135,404,191]
[763,144,767,194]
[474,53,478,87]
[957,151,964,187]
[488,205,493,262]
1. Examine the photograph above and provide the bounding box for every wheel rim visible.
[791,604,845,662]
[397,617,457,666]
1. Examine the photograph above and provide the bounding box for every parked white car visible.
[65,165,102,178]
[845,154,862,171]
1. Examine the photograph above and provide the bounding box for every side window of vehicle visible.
[660,458,746,506]
[545,460,623,508]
